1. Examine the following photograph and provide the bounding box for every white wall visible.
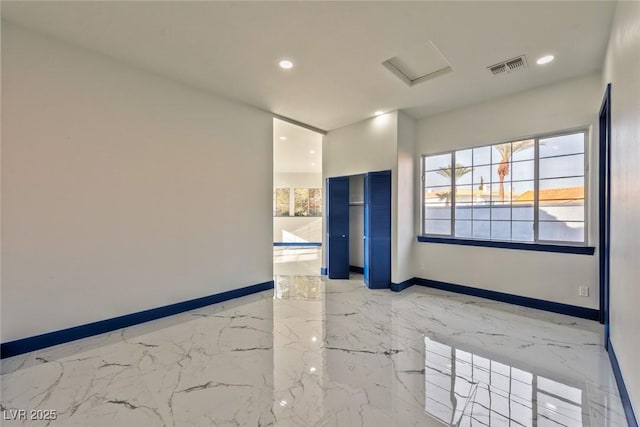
[414,74,602,308]
[395,112,416,283]
[1,23,273,342]
[602,1,640,417]
[273,172,322,243]
[323,113,398,179]
[322,113,398,278]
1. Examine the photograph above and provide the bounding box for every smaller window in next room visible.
[422,130,587,245]
[294,188,322,217]
[274,188,290,217]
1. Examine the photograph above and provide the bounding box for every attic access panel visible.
[383,40,453,87]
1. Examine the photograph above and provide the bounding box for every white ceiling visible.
[274,119,322,174]
[1,1,615,131]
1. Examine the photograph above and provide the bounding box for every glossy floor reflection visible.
[0,248,627,426]
[425,337,586,426]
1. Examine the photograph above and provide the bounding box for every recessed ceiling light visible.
[309,150,316,154]
[374,110,384,116]
[311,162,316,166]
[279,136,287,140]
[536,55,554,65]
[279,59,294,69]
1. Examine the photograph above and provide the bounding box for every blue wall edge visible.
[608,338,639,427]
[0,280,274,359]
[273,242,322,247]
[413,278,599,320]
[390,279,414,292]
[349,265,364,274]
[417,236,595,255]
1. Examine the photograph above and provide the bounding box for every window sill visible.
[416,236,595,255]
[273,242,322,247]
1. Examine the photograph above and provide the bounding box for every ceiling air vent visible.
[489,63,507,75]
[488,55,527,76]
[506,56,526,71]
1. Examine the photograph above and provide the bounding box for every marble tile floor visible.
[0,248,627,426]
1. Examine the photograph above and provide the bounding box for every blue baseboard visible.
[0,280,274,359]
[320,267,327,276]
[349,265,364,274]
[367,283,390,290]
[391,279,414,292]
[608,338,639,427]
[273,242,322,247]
[413,278,599,320]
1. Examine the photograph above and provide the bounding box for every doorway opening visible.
[273,118,324,280]
[348,175,365,276]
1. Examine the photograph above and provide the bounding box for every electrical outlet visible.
[578,286,589,297]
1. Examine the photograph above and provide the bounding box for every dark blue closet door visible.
[326,177,350,279]
[364,171,391,289]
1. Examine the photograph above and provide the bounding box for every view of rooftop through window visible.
[422,131,586,244]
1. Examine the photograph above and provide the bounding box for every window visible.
[294,188,322,217]
[274,187,322,217]
[273,188,290,217]
[422,130,586,244]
